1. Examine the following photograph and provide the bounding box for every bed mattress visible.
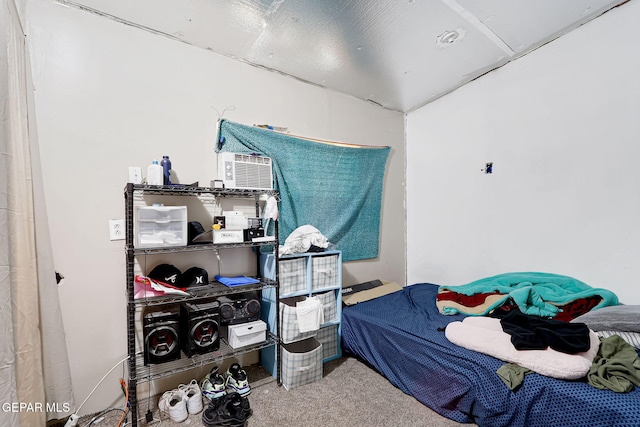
[341,283,640,427]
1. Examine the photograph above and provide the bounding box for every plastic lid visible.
[152,159,159,164]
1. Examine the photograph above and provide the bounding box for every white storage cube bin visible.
[280,296,317,344]
[136,206,187,248]
[315,290,337,323]
[311,254,339,290]
[315,324,340,362]
[281,338,323,390]
[227,320,267,349]
[279,257,307,294]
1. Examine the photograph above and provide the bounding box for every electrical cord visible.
[65,355,130,427]
[117,379,129,427]
[146,365,153,422]
[81,408,125,427]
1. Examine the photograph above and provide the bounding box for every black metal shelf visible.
[129,279,276,307]
[128,239,276,255]
[131,334,277,383]
[124,182,281,427]
[127,182,279,198]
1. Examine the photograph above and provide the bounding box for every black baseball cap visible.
[148,264,182,286]
[179,267,209,288]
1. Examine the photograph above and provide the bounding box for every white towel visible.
[279,225,329,256]
[296,297,324,333]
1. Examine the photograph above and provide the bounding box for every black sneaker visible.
[225,392,252,419]
[201,393,251,427]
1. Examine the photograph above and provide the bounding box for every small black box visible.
[244,228,265,241]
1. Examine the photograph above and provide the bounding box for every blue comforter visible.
[341,283,640,427]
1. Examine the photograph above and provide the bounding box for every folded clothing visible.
[215,275,260,287]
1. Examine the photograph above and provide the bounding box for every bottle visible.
[161,155,172,185]
[147,159,163,186]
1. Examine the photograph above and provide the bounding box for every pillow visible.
[571,305,640,333]
[595,331,640,350]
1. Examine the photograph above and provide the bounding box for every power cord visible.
[81,408,125,427]
[64,355,130,427]
[116,379,129,427]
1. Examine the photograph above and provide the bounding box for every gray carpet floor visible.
[79,356,475,427]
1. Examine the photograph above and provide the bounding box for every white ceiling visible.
[57,0,628,113]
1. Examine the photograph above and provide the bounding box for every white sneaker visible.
[158,389,188,423]
[178,379,203,414]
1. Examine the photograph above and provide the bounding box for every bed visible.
[341,282,640,427]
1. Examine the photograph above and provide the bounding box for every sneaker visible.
[178,379,203,414]
[225,363,250,397]
[201,392,251,427]
[202,367,227,401]
[225,392,252,420]
[158,389,188,423]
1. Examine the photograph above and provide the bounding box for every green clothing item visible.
[588,335,640,393]
[497,363,533,391]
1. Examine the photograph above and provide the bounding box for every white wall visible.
[25,0,405,417]
[407,1,640,305]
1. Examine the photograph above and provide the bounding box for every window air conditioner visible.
[217,152,274,190]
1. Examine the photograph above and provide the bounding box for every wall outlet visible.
[128,166,143,184]
[109,219,125,241]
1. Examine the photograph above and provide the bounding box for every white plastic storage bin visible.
[281,338,323,390]
[279,296,318,344]
[227,320,267,349]
[136,206,187,248]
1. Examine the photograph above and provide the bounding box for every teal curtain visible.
[217,120,390,261]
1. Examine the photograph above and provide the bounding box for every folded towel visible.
[296,297,324,333]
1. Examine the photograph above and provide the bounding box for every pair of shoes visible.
[158,389,189,423]
[178,379,204,414]
[225,363,251,397]
[158,379,203,422]
[202,364,251,400]
[201,366,227,401]
[201,392,252,427]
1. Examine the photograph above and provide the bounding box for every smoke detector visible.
[436,28,466,47]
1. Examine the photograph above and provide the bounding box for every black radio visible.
[244,218,265,241]
[217,291,261,325]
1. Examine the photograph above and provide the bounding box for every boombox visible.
[180,300,220,357]
[143,305,181,365]
[217,291,261,325]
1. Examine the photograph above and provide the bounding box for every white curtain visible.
[1,1,74,425]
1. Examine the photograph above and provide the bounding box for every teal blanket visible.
[217,120,390,261]
[439,272,619,317]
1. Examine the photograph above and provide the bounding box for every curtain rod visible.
[254,124,389,149]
